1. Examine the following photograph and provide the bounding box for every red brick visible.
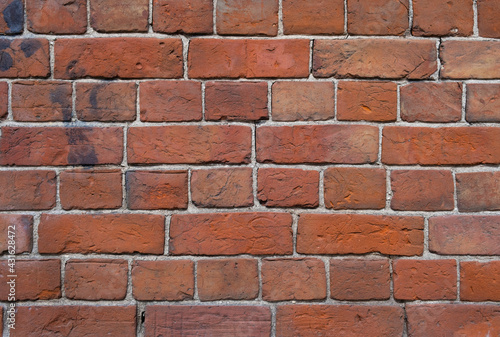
[90,0,148,32]
[0,259,60,300]
[140,81,202,122]
[191,168,253,208]
[0,0,23,34]
[406,304,500,337]
[197,258,258,301]
[65,259,128,300]
[0,82,7,119]
[76,82,136,121]
[337,81,397,122]
[313,39,437,79]
[26,0,87,34]
[60,169,122,210]
[145,306,271,336]
[170,212,293,255]
[205,81,268,121]
[393,259,457,300]
[324,167,386,210]
[297,214,424,256]
[478,0,500,38]
[126,170,188,210]
[466,83,500,122]
[348,0,409,35]
[55,38,183,79]
[330,259,390,300]
[257,168,319,208]
[272,82,334,121]
[0,39,49,78]
[276,305,404,336]
[38,214,164,254]
[0,170,56,210]
[12,81,72,122]
[188,39,309,78]
[391,170,454,211]
[0,127,123,166]
[382,126,500,165]
[153,0,213,34]
[0,214,32,254]
[461,261,500,301]
[216,0,278,36]
[132,260,194,301]
[429,215,500,255]
[262,258,326,301]
[412,0,473,36]
[12,306,136,337]
[457,171,500,211]
[128,125,251,164]
[401,82,462,122]
[441,41,500,79]
[282,0,344,35]
[257,125,379,164]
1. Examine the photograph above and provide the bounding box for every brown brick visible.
[38,214,165,254]
[262,258,326,301]
[297,214,424,256]
[461,261,500,301]
[126,171,188,210]
[0,0,23,34]
[441,41,500,79]
[90,0,148,32]
[0,39,50,78]
[12,81,72,122]
[197,259,258,301]
[205,81,268,121]
[457,171,500,211]
[65,259,128,300]
[478,0,500,38]
[393,259,457,300]
[132,260,194,301]
[76,82,136,121]
[257,168,319,208]
[466,83,500,122]
[282,0,344,35]
[0,214,32,254]
[272,82,334,121]
[0,170,56,210]
[324,167,386,210]
[26,0,87,34]
[412,0,473,36]
[216,0,278,36]
[0,82,7,119]
[348,0,409,35]
[330,259,390,300]
[140,81,202,122]
[391,170,454,211]
[170,212,293,255]
[401,82,462,122]
[153,0,213,34]
[191,168,253,208]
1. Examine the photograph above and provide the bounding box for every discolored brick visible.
[466,83,500,122]
[412,0,473,36]
[26,0,87,34]
[0,0,23,34]
[0,38,50,78]
[216,0,278,36]
[478,0,500,38]
[460,261,500,301]
[0,214,32,254]
[348,0,409,35]
[90,0,149,32]
[441,41,500,79]
[153,0,213,34]
[0,170,56,210]
[457,171,500,212]
[282,0,344,35]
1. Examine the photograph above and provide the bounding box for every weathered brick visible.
[282,0,344,35]
[197,258,258,301]
[457,171,500,211]
[382,126,500,165]
[191,168,253,208]
[429,215,500,255]
[0,170,56,210]
[478,0,500,38]
[393,259,457,300]
[0,214,32,254]
[257,168,319,208]
[441,41,500,79]
[348,0,409,35]
[55,38,183,79]
[132,260,194,301]
[76,82,136,121]
[401,82,462,122]
[0,127,123,166]
[12,81,72,122]
[466,83,500,122]
[0,39,50,78]
[262,258,326,301]
[324,167,386,210]
[26,0,87,34]
[0,82,7,119]
[297,214,424,256]
[272,81,334,121]
[153,0,213,34]
[257,125,379,164]
[216,0,278,36]
[38,214,164,254]
[391,170,454,211]
[205,81,268,121]
[128,125,251,164]
[90,0,148,32]
[330,259,390,300]
[126,170,188,210]
[170,212,293,255]
[313,39,437,79]
[461,261,500,301]
[412,0,473,36]
[0,0,23,34]
[140,81,202,122]
[65,259,128,300]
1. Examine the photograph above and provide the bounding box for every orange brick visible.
[216,0,278,36]
[0,170,56,211]
[26,0,87,34]
[90,0,148,32]
[457,171,500,211]
[153,0,213,34]
[348,0,409,35]
[466,83,500,122]
[441,41,500,79]
[460,261,500,301]
[282,0,344,35]
[478,0,500,38]
[412,0,473,36]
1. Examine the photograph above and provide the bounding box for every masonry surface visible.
[0,0,499,336]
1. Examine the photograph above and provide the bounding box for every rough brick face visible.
[26,0,87,34]
[282,0,344,35]
[0,0,23,34]
[153,0,213,34]
[457,171,500,211]
[0,82,7,119]
[0,214,32,254]
[347,0,409,35]
[0,39,50,78]
[0,170,56,210]
[90,0,149,32]
[440,41,500,79]
[412,0,473,36]
[478,0,500,38]
[466,83,500,122]
[216,0,278,36]
[460,261,500,301]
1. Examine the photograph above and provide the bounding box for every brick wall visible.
[0,0,499,336]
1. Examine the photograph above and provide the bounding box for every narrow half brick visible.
[466,83,500,122]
